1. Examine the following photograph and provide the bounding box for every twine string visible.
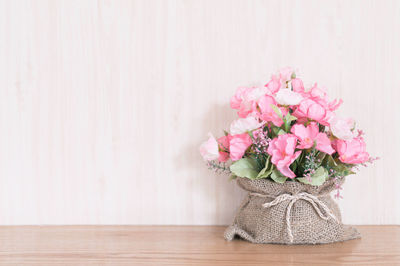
[250,192,339,243]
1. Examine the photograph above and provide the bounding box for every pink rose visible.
[293,98,332,126]
[229,133,252,161]
[217,135,232,162]
[258,95,287,127]
[309,84,327,100]
[264,67,295,94]
[291,78,305,93]
[313,133,335,155]
[306,84,343,112]
[290,122,335,154]
[327,98,343,112]
[267,134,301,178]
[265,75,281,94]
[336,137,369,164]
[230,87,250,109]
[237,101,258,118]
[230,87,262,118]
[199,133,219,161]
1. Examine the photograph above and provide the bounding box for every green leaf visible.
[322,155,355,177]
[333,164,356,176]
[257,157,269,176]
[344,168,356,176]
[297,167,328,186]
[257,168,273,179]
[230,158,259,179]
[270,104,283,120]
[271,126,286,138]
[272,126,280,135]
[270,169,288,184]
[283,113,297,132]
[285,113,297,123]
[255,157,274,179]
[248,130,255,140]
[229,174,237,181]
[322,155,337,168]
[291,160,298,173]
[315,152,326,167]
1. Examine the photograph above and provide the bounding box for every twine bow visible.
[250,192,339,243]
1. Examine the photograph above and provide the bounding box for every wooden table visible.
[0,225,398,265]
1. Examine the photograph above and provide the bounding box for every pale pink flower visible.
[245,87,270,101]
[199,133,219,161]
[258,95,287,127]
[267,134,301,178]
[229,133,253,161]
[275,89,303,106]
[329,116,355,140]
[290,122,335,154]
[336,137,369,164]
[230,116,264,135]
[217,135,232,162]
[264,67,295,94]
[278,67,294,83]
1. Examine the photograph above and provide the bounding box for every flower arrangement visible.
[200,68,377,192]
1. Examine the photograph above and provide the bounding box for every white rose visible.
[230,116,264,135]
[275,89,303,105]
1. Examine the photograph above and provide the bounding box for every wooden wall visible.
[0,0,398,224]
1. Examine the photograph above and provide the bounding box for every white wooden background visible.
[0,0,399,225]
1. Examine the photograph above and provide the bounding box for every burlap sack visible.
[224,177,360,244]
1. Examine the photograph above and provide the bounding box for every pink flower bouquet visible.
[200,68,377,244]
[200,67,376,192]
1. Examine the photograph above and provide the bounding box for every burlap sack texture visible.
[224,177,360,244]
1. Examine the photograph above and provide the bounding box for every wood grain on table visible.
[0,225,398,265]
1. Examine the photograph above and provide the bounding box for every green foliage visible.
[229,155,275,180]
[322,155,355,177]
[315,152,326,167]
[268,105,297,133]
[230,157,260,179]
[322,154,337,168]
[270,169,288,183]
[229,174,237,181]
[297,167,328,186]
[270,104,283,120]
[228,118,356,184]
[283,113,297,132]
[270,126,286,138]
[255,156,274,179]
